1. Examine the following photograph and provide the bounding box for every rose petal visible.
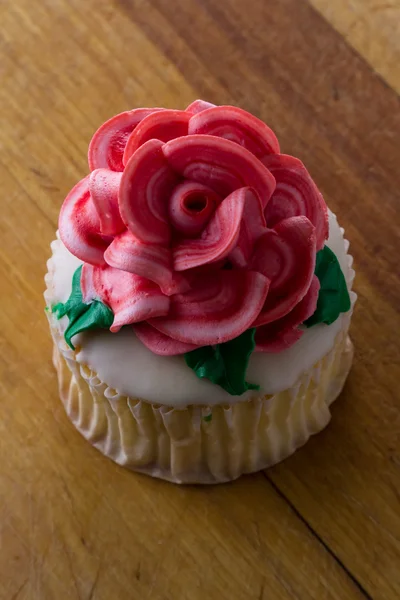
[133,323,199,355]
[252,216,316,326]
[59,176,109,266]
[284,274,320,326]
[258,328,303,353]
[185,99,216,115]
[81,264,170,332]
[173,187,249,271]
[163,134,276,205]
[188,105,280,158]
[119,139,179,245]
[150,270,270,345]
[123,110,190,164]
[229,189,267,267]
[88,108,163,172]
[256,275,320,352]
[89,169,125,236]
[168,181,221,237]
[262,154,329,250]
[104,230,189,296]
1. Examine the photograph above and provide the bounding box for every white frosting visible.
[46,211,356,407]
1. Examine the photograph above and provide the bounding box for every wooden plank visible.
[0,0,399,598]
[0,384,368,600]
[309,0,400,94]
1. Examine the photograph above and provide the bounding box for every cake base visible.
[52,327,353,484]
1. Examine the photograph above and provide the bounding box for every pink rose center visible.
[168,181,220,237]
[183,192,209,213]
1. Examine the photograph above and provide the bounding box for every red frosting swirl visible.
[59,100,328,355]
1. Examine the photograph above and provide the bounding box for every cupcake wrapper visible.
[51,323,353,484]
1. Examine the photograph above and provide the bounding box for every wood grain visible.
[1,1,399,598]
[310,0,400,94]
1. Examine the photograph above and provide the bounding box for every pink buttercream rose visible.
[59,100,328,354]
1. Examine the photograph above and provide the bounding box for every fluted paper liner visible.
[48,321,353,484]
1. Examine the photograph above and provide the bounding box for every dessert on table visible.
[45,100,356,483]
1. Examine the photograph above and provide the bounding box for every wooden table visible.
[1,1,399,598]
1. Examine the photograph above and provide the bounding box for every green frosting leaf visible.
[305,245,351,327]
[63,302,114,349]
[185,328,260,396]
[52,266,114,349]
[53,266,86,322]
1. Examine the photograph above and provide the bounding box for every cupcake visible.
[45,100,356,484]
